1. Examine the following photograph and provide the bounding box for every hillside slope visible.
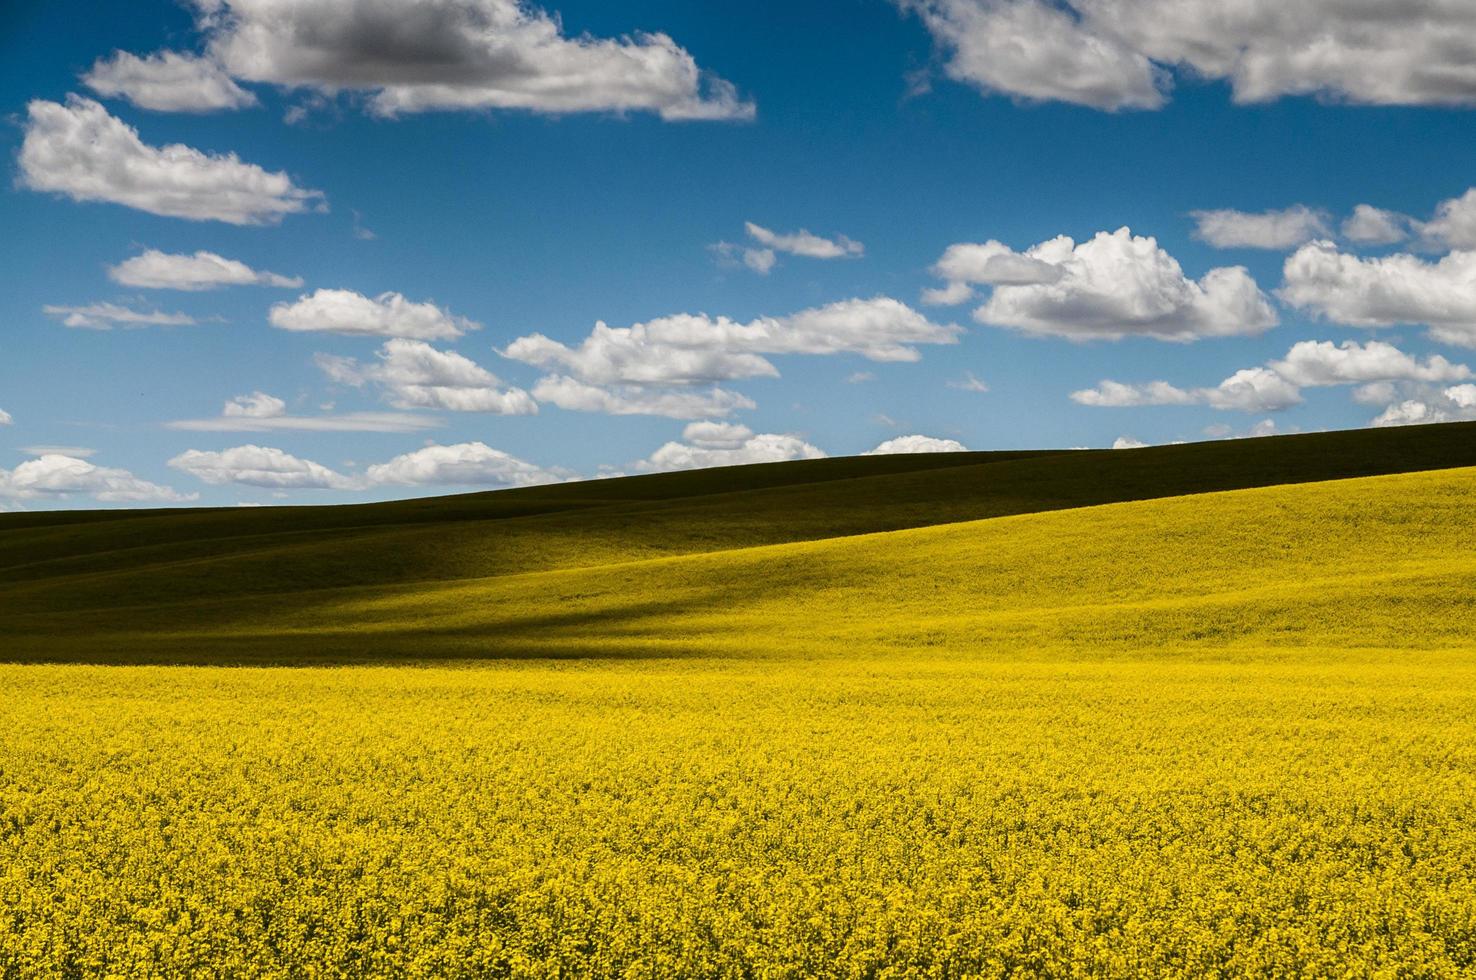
[5,439,1476,662]
[3,422,1476,641]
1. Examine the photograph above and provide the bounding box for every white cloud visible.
[1269,340,1470,387]
[742,248,777,274]
[224,391,287,418]
[1448,384,1476,409]
[505,298,960,387]
[902,0,1476,110]
[1071,379,1198,408]
[1072,369,1301,413]
[1419,189,1476,250]
[947,372,989,393]
[43,302,199,330]
[19,96,321,225]
[317,339,536,414]
[83,50,257,112]
[366,442,566,487]
[1112,436,1148,450]
[19,446,95,458]
[680,421,754,449]
[1342,205,1412,246]
[271,289,476,340]
[1365,382,1476,428]
[1205,420,1279,440]
[169,390,442,432]
[713,224,864,275]
[745,222,864,260]
[1371,400,1447,427]
[935,228,1276,341]
[923,240,1063,306]
[1190,206,1329,250]
[169,444,355,489]
[634,432,825,473]
[0,408,11,426]
[506,298,955,419]
[0,454,194,504]
[531,376,754,419]
[1279,240,1476,347]
[865,435,968,454]
[193,0,753,121]
[900,0,1164,111]
[846,371,876,384]
[109,249,301,290]
[1074,339,1469,415]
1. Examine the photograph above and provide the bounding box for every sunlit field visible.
[5,652,1475,977]
[4,428,1476,976]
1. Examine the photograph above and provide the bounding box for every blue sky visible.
[5,0,1476,508]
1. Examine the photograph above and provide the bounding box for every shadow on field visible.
[0,595,723,668]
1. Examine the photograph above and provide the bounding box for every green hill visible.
[4,421,1476,662]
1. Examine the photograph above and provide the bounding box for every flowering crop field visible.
[3,432,1476,976]
[4,652,1475,977]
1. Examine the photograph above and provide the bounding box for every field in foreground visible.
[3,425,1476,976]
[5,652,1475,977]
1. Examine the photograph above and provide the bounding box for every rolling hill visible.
[4,421,1476,662]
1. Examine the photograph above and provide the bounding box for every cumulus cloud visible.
[506,298,955,418]
[1205,419,1279,440]
[0,454,194,504]
[680,421,754,449]
[901,0,1476,110]
[188,0,752,121]
[366,442,566,487]
[531,376,754,419]
[169,390,442,432]
[0,408,11,426]
[1190,206,1330,250]
[922,240,1064,305]
[109,249,301,290]
[317,339,536,414]
[1279,241,1476,347]
[1369,384,1476,428]
[1072,370,1301,413]
[1419,189,1476,250]
[865,435,969,454]
[900,0,1164,111]
[1342,205,1413,246]
[83,50,257,112]
[1111,436,1148,450]
[1072,379,1198,408]
[1074,339,1470,414]
[505,298,960,389]
[1269,340,1470,387]
[929,228,1277,341]
[43,302,200,330]
[169,444,355,489]
[633,431,826,473]
[271,289,476,340]
[19,96,321,224]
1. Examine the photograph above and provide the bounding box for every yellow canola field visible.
[3,655,1475,978]
[154,465,1476,660]
[3,467,1476,976]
